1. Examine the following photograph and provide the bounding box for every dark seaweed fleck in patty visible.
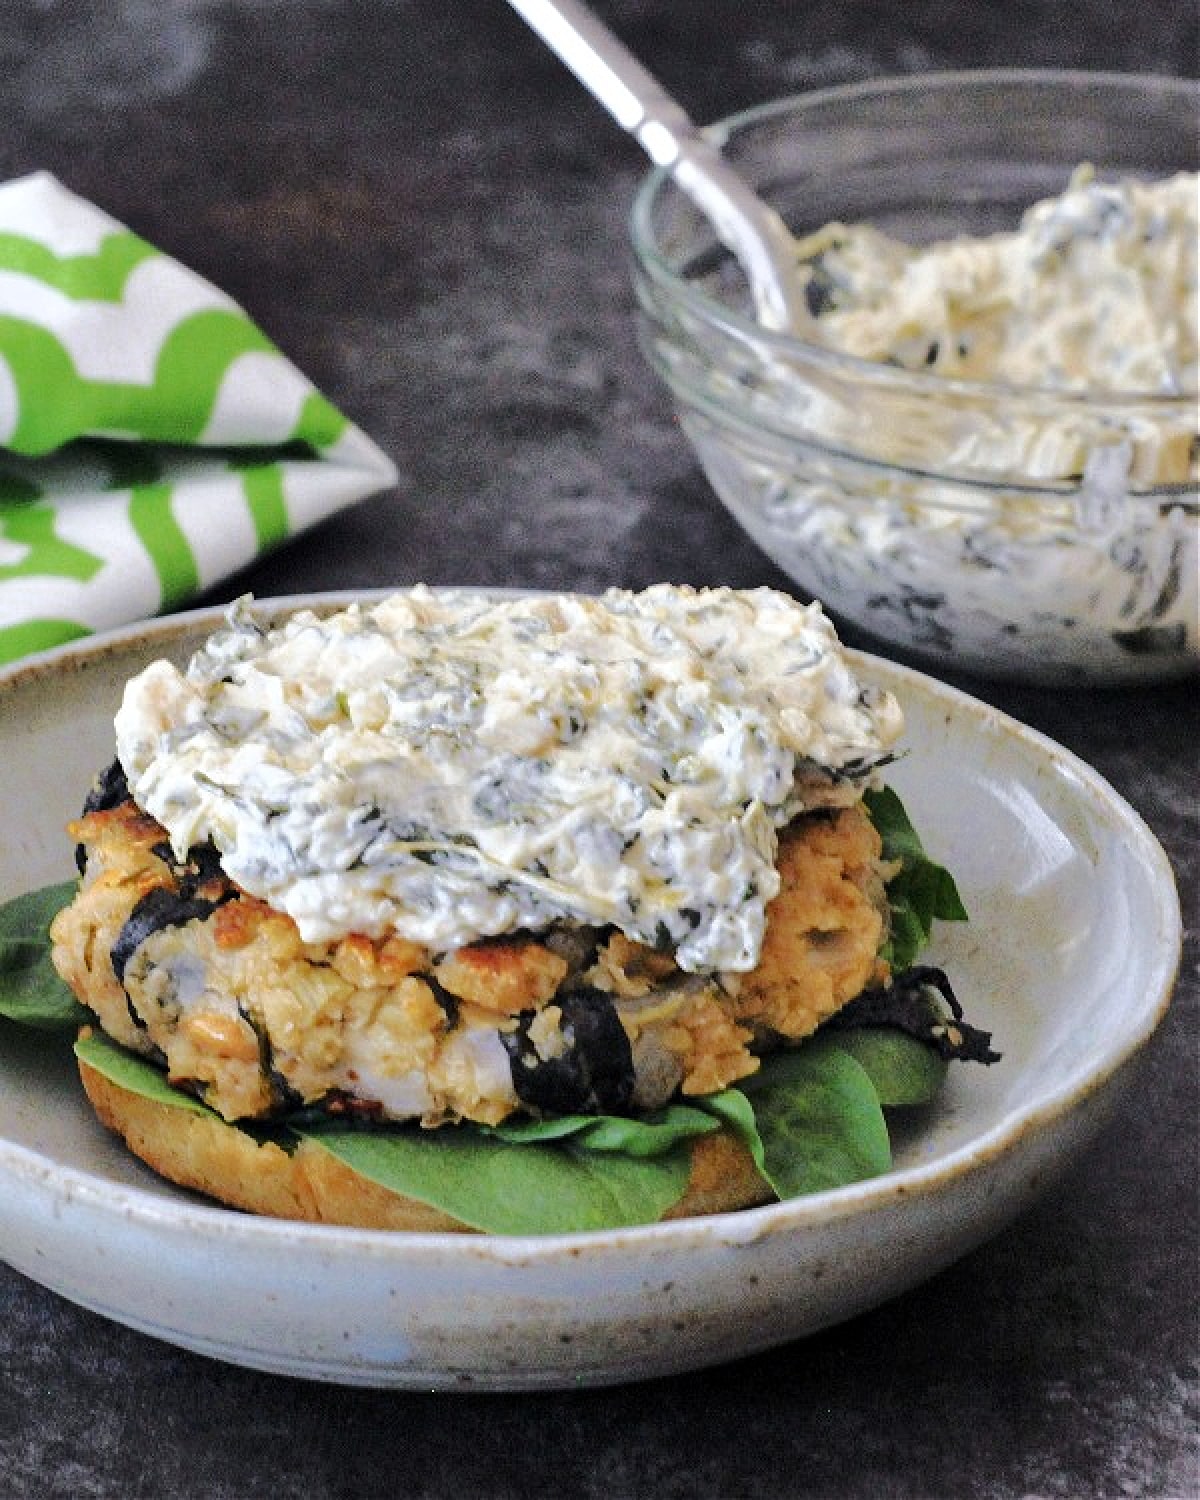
[110,886,232,987]
[502,986,636,1115]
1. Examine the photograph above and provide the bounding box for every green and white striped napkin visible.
[0,172,397,666]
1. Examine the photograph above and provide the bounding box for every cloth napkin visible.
[0,172,397,667]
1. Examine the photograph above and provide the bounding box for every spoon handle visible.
[506,0,806,330]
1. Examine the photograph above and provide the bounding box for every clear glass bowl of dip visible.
[630,70,1198,684]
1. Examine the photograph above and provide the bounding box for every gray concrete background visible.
[1,3,1197,1496]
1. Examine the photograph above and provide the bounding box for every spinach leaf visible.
[487,1103,722,1157]
[734,1040,891,1198]
[693,1085,766,1174]
[305,1031,947,1229]
[298,1124,694,1235]
[864,786,967,970]
[827,1027,947,1106]
[74,1028,213,1117]
[0,880,86,1029]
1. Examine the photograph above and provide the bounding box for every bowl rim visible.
[629,66,1200,408]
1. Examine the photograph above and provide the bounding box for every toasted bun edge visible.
[77,1058,774,1232]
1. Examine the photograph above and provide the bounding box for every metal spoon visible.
[505,0,808,331]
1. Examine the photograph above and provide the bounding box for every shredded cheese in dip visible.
[114,586,903,972]
[795,167,1198,397]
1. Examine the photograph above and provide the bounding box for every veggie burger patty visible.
[55,785,888,1127]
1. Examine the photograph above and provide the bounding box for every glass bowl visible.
[630,70,1198,684]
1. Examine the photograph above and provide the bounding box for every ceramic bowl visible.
[0,596,1181,1387]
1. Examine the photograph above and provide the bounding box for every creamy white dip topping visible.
[795,167,1198,399]
[708,168,1198,679]
[114,586,902,972]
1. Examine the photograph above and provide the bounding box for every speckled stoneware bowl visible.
[0,595,1181,1389]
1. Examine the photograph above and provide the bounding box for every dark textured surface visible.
[1,3,1198,1497]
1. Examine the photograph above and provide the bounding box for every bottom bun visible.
[78,1059,774,1231]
